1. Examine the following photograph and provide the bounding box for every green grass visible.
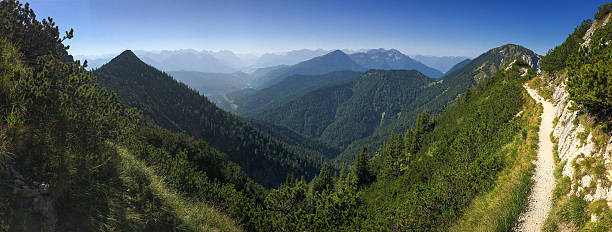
[115,145,241,232]
[559,196,589,227]
[449,89,541,232]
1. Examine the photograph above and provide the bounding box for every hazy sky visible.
[27,0,607,57]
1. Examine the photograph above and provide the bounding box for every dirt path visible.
[516,85,556,231]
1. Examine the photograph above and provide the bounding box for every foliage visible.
[353,147,374,187]
[312,164,333,193]
[0,0,73,67]
[451,88,541,231]
[358,64,532,230]
[595,2,612,20]
[567,19,612,122]
[0,2,240,230]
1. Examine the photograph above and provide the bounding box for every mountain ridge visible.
[252,49,366,89]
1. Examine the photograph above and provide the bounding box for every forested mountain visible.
[167,71,247,96]
[356,62,538,230]
[336,44,541,161]
[248,44,540,162]
[252,50,365,89]
[246,119,344,158]
[224,71,361,115]
[248,64,288,80]
[349,48,444,78]
[254,70,436,149]
[94,50,325,187]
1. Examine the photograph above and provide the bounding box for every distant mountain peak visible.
[486,44,541,71]
[117,50,139,59]
[328,49,347,55]
[365,48,401,54]
[104,49,147,68]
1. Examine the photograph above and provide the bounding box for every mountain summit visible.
[106,50,142,65]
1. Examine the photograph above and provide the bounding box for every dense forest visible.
[256,70,436,148]
[227,70,361,116]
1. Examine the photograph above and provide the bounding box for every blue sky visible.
[27,0,607,57]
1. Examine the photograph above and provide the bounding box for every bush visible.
[594,2,612,20]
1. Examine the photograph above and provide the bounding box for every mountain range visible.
[78,48,466,75]
[235,44,540,163]
[350,49,444,78]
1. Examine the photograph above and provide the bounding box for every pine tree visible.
[353,147,372,187]
[313,164,333,192]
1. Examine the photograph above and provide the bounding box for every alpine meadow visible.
[0,0,611,231]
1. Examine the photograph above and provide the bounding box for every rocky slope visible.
[551,82,612,219]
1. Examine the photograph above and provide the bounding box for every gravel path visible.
[516,85,556,232]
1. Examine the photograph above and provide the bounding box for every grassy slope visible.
[115,144,241,232]
[450,86,541,231]
[355,63,534,230]
[335,44,540,164]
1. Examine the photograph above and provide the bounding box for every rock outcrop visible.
[7,167,57,231]
[551,83,612,219]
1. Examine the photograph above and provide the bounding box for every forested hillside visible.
[335,44,541,162]
[356,63,536,230]
[94,50,325,187]
[245,44,541,162]
[255,70,435,149]
[227,70,361,115]
[0,1,245,230]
